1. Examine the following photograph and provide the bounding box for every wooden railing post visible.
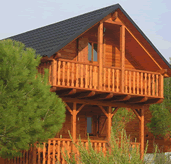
[107,106,112,141]
[98,21,103,90]
[52,59,57,86]
[140,107,145,160]
[120,25,125,93]
[160,74,164,97]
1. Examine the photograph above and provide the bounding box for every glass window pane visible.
[93,43,97,61]
[87,117,92,133]
[88,43,92,61]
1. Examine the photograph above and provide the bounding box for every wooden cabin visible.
[2,3,171,164]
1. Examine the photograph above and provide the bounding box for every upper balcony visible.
[38,58,164,105]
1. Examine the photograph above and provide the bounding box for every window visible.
[87,117,93,134]
[88,42,98,62]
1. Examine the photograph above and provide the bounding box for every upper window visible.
[88,42,98,62]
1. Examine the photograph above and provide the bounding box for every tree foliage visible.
[0,39,66,158]
[147,59,171,138]
[112,108,135,137]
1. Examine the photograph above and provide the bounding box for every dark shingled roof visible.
[4,3,171,69]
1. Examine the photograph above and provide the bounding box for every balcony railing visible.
[38,59,163,98]
[5,138,140,164]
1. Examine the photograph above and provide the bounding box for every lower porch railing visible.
[4,138,140,164]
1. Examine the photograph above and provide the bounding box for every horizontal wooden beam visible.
[142,98,163,105]
[56,88,76,96]
[76,91,95,98]
[62,97,144,109]
[111,95,131,102]
[95,93,114,100]
[128,96,148,104]
[105,19,123,26]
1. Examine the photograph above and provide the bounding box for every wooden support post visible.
[120,25,125,93]
[107,106,112,141]
[52,59,57,86]
[140,108,144,160]
[98,21,103,90]
[72,102,77,143]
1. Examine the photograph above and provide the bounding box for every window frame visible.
[88,42,98,63]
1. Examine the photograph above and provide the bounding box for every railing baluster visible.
[62,61,65,86]
[108,68,110,91]
[133,71,135,94]
[145,73,147,95]
[43,143,46,164]
[53,140,55,164]
[94,66,97,89]
[125,70,128,93]
[148,73,151,96]
[81,64,83,88]
[58,60,61,85]
[71,63,74,87]
[57,140,60,164]
[137,72,139,95]
[48,140,50,164]
[152,74,155,96]
[112,69,114,92]
[67,62,70,86]
[129,71,131,93]
[156,74,158,96]
[90,65,92,89]
[103,68,106,91]
[85,65,88,88]
[76,63,78,87]
[141,72,143,95]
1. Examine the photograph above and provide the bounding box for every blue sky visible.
[1,0,171,62]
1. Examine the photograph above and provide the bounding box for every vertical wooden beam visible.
[160,74,164,97]
[98,21,103,90]
[52,59,57,86]
[140,107,145,160]
[107,106,112,141]
[120,25,125,93]
[72,102,77,143]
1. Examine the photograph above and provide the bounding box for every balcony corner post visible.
[120,25,125,93]
[52,59,57,86]
[98,21,103,90]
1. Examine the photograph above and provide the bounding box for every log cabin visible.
[2,3,171,164]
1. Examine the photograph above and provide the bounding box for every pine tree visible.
[0,39,66,159]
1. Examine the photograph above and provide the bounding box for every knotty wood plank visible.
[85,65,88,88]
[108,68,110,91]
[112,69,115,92]
[133,71,135,94]
[52,59,57,86]
[120,25,125,93]
[156,75,158,96]
[98,21,103,90]
[129,71,131,93]
[148,74,151,96]
[67,62,70,86]
[71,63,74,87]
[58,60,61,85]
[125,70,128,93]
[62,61,65,86]
[137,72,139,95]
